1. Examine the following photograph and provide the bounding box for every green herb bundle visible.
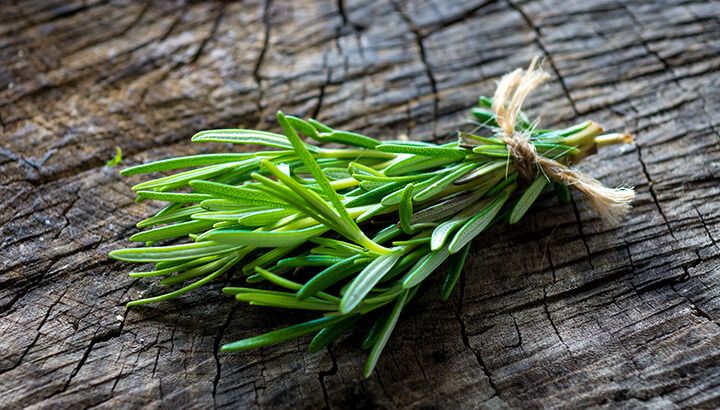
[110,62,633,377]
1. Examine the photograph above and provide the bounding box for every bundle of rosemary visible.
[110,59,634,377]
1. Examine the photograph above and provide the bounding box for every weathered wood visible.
[1,0,719,408]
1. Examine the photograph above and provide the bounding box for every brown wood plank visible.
[1,0,719,408]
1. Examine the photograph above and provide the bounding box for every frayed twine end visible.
[537,157,635,225]
[492,57,635,225]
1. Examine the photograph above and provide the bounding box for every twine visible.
[491,57,635,224]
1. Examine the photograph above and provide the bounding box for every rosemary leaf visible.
[363,289,409,378]
[202,226,328,247]
[221,316,343,352]
[110,241,245,263]
[340,251,403,314]
[401,247,451,288]
[509,175,549,224]
[296,254,368,301]
[308,315,361,353]
[191,129,296,150]
[440,243,471,301]
[399,184,415,234]
[375,143,466,158]
[121,153,260,176]
[448,188,512,253]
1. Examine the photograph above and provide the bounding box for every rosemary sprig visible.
[110,94,631,377]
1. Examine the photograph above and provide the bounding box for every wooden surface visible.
[1,0,720,408]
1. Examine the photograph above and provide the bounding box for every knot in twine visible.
[490,57,635,225]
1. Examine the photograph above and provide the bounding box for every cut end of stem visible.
[595,133,634,146]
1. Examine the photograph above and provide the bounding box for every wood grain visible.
[1,0,719,408]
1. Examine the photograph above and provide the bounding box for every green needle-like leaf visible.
[554,182,572,203]
[191,129,296,150]
[106,146,122,167]
[340,251,403,314]
[137,205,202,228]
[362,312,387,350]
[235,292,337,311]
[453,160,505,185]
[277,112,355,229]
[448,189,512,253]
[160,254,237,286]
[191,210,250,222]
[472,145,510,158]
[384,155,460,176]
[440,243,471,300]
[121,153,260,176]
[413,163,476,201]
[241,246,296,274]
[363,289,409,378]
[401,246,451,288]
[345,182,405,207]
[129,255,220,278]
[202,225,328,247]
[399,184,415,234]
[252,267,340,303]
[136,191,213,203]
[509,175,549,224]
[411,190,484,224]
[316,130,381,149]
[296,254,368,301]
[308,315,361,353]
[534,120,591,142]
[430,198,492,251]
[277,255,345,268]
[221,316,343,352]
[132,161,253,191]
[190,180,287,207]
[375,143,466,158]
[238,209,298,226]
[127,255,239,307]
[130,219,214,242]
[110,241,245,263]
[285,115,320,139]
[381,173,444,206]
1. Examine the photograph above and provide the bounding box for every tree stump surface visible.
[1,0,719,408]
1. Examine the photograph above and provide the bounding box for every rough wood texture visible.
[1,0,719,408]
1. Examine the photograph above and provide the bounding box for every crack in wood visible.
[505,0,580,115]
[252,0,272,126]
[392,1,440,138]
[455,268,500,399]
[212,303,238,407]
[62,307,128,393]
[317,345,337,410]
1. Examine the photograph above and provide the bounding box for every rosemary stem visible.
[348,205,376,217]
[329,177,359,190]
[595,133,634,146]
[562,121,604,146]
[356,234,393,255]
